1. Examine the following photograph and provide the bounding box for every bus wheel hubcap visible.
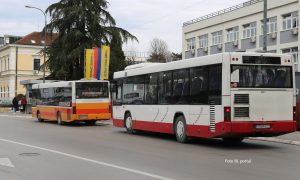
[126,117,132,129]
[177,121,184,138]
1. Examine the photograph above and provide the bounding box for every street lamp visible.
[25,5,46,83]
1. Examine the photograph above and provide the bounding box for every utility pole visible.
[263,0,267,52]
[25,5,47,83]
[15,47,18,97]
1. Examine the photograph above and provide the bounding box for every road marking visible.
[0,114,32,119]
[0,158,14,168]
[0,138,173,180]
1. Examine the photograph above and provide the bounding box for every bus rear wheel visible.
[57,112,64,125]
[125,113,135,134]
[174,116,188,143]
[37,111,43,122]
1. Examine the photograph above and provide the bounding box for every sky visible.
[0,0,247,53]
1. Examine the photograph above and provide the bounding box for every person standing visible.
[21,96,27,113]
[12,97,18,112]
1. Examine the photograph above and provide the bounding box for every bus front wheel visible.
[174,116,188,143]
[125,113,135,134]
[37,111,43,122]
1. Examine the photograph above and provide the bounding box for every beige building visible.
[0,32,57,104]
[183,0,300,71]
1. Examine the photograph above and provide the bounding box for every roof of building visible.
[183,0,263,27]
[14,32,58,46]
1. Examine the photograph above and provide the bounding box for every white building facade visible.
[183,0,300,71]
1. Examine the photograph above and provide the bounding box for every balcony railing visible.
[183,0,263,27]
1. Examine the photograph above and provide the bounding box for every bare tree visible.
[125,47,139,65]
[148,38,169,63]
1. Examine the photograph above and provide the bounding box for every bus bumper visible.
[220,121,297,137]
[188,121,297,138]
[72,114,111,122]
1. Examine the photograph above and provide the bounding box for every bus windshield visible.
[76,82,109,99]
[231,65,293,88]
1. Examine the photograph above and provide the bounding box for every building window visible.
[227,28,239,42]
[282,13,298,31]
[212,31,223,45]
[186,38,195,51]
[282,47,298,71]
[34,59,40,71]
[199,35,208,48]
[243,23,256,38]
[261,18,277,34]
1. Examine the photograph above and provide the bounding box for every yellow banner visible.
[85,49,94,80]
[101,45,110,80]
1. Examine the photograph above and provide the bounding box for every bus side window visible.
[173,69,189,104]
[208,65,222,105]
[158,72,172,104]
[145,73,158,104]
[113,80,123,105]
[190,67,208,104]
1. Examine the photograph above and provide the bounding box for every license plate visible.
[79,115,88,119]
[255,124,271,129]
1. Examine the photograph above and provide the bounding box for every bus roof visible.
[32,80,109,89]
[114,52,291,79]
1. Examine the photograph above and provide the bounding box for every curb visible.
[249,137,300,146]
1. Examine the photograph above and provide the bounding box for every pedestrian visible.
[12,97,18,112]
[21,96,27,113]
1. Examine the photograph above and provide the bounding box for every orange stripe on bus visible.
[76,109,109,114]
[76,103,109,109]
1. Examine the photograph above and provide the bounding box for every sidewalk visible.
[0,111,32,118]
[250,132,300,146]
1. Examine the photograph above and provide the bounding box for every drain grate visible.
[19,153,40,156]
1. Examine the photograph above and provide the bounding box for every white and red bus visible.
[32,80,111,125]
[112,52,297,143]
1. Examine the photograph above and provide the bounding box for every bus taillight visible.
[224,107,231,122]
[293,106,297,121]
[72,106,76,114]
[109,104,112,114]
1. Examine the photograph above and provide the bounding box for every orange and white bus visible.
[112,52,297,143]
[32,80,111,125]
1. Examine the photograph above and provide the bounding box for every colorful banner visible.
[85,49,94,80]
[93,48,99,79]
[97,48,102,80]
[101,45,110,80]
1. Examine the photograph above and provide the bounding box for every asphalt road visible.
[0,115,300,180]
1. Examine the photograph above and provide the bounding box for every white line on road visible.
[0,114,32,119]
[0,138,173,180]
[0,158,14,168]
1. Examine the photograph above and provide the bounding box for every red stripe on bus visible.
[113,119,296,138]
[113,119,124,127]
[76,109,109,114]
